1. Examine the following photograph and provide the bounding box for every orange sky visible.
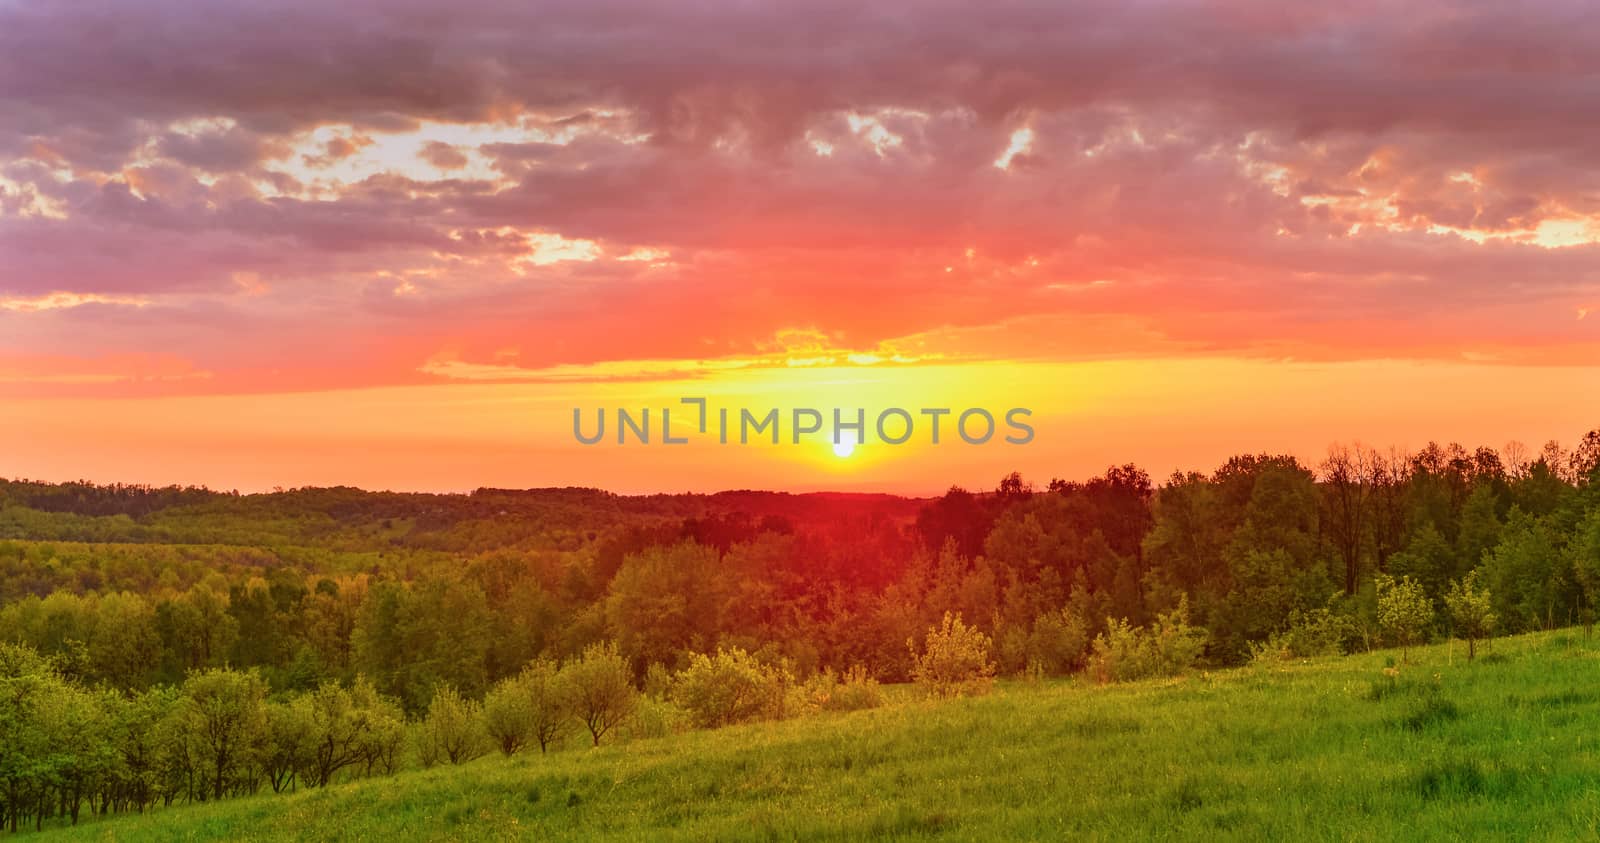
[5,358,1598,495]
[1,2,1597,493]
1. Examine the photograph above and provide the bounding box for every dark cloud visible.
[1,0,1598,395]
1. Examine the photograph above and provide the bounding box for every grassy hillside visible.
[36,629,1600,842]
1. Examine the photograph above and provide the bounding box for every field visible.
[36,629,1600,842]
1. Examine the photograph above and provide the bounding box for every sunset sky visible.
[3,1,1598,494]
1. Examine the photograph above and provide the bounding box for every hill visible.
[34,629,1600,841]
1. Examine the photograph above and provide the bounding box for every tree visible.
[1321,443,1372,595]
[671,648,791,729]
[1368,447,1412,573]
[908,612,996,698]
[178,668,269,801]
[1389,523,1455,609]
[1482,509,1569,632]
[1572,509,1600,633]
[261,700,312,793]
[482,675,535,756]
[521,658,571,753]
[417,685,485,766]
[604,542,726,670]
[560,642,638,747]
[1455,483,1502,576]
[1443,571,1496,660]
[300,678,395,786]
[1375,574,1433,663]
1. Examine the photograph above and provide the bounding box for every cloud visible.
[2,0,1598,396]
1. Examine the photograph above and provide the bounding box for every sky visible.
[2,0,1597,494]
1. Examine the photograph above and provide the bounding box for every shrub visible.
[1024,606,1091,675]
[622,695,690,740]
[416,685,486,767]
[1444,571,1497,661]
[793,664,884,713]
[482,676,536,756]
[1088,600,1205,683]
[828,664,886,711]
[482,658,571,756]
[1377,574,1434,662]
[1088,618,1144,683]
[1148,600,1207,673]
[642,662,674,700]
[671,647,791,728]
[559,642,638,747]
[1251,603,1352,665]
[909,612,996,698]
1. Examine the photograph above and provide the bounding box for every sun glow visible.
[832,430,858,458]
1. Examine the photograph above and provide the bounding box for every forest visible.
[2,430,1600,832]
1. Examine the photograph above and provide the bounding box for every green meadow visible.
[38,629,1600,842]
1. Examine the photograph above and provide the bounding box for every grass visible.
[40,630,1600,841]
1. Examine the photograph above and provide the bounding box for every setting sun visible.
[832,430,858,459]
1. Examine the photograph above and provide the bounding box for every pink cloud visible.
[2,0,1598,397]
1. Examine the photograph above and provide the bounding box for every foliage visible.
[1088,600,1206,682]
[1375,574,1434,662]
[29,629,1600,841]
[559,642,638,746]
[670,648,792,729]
[1480,510,1569,633]
[416,685,486,767]
[178,668,269,801]
[792,664,885,714]
[1443,571,1496,660]
[909,612,996,698]
[1251,600,1357,662]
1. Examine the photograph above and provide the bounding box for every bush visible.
[1088,601,1205,683]
[482,677,536,756]
[671,647,792,729]
[560,642,638,747]
[792,664,884,713]
[621,695,690,740]
[416,685,486,767]
[909,612,996,698]
[1088,618,1144,683]
[1377,574,1434,662]
[1250,602,1353,664]
[1025,607,1091,675]
[1444,571,1497,660]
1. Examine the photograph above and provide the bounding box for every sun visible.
[832,430,858,458]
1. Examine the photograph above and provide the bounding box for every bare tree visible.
[1501,440,1531,481]
[1368,446,1411,574]
[1321,443,1372,595]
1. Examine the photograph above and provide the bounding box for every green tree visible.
[482,675,535,756]
[1443,571,1496,660]
[299,678,395,786]
[1455,483,1503,576]
[1389,523,1455,610]
[1572,510,1600,633]
[604,542,727,670]
[261,700,312,793]
[1375,574,1433,663]
[178,668,269,801]
[671,648,791,729]
[1482,509,1570,632]
[416,684,486,766]
[560,642,638,747]
[520,658,571,753]
[909,612,996,698]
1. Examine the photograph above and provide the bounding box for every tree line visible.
[1,431,1599,830]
